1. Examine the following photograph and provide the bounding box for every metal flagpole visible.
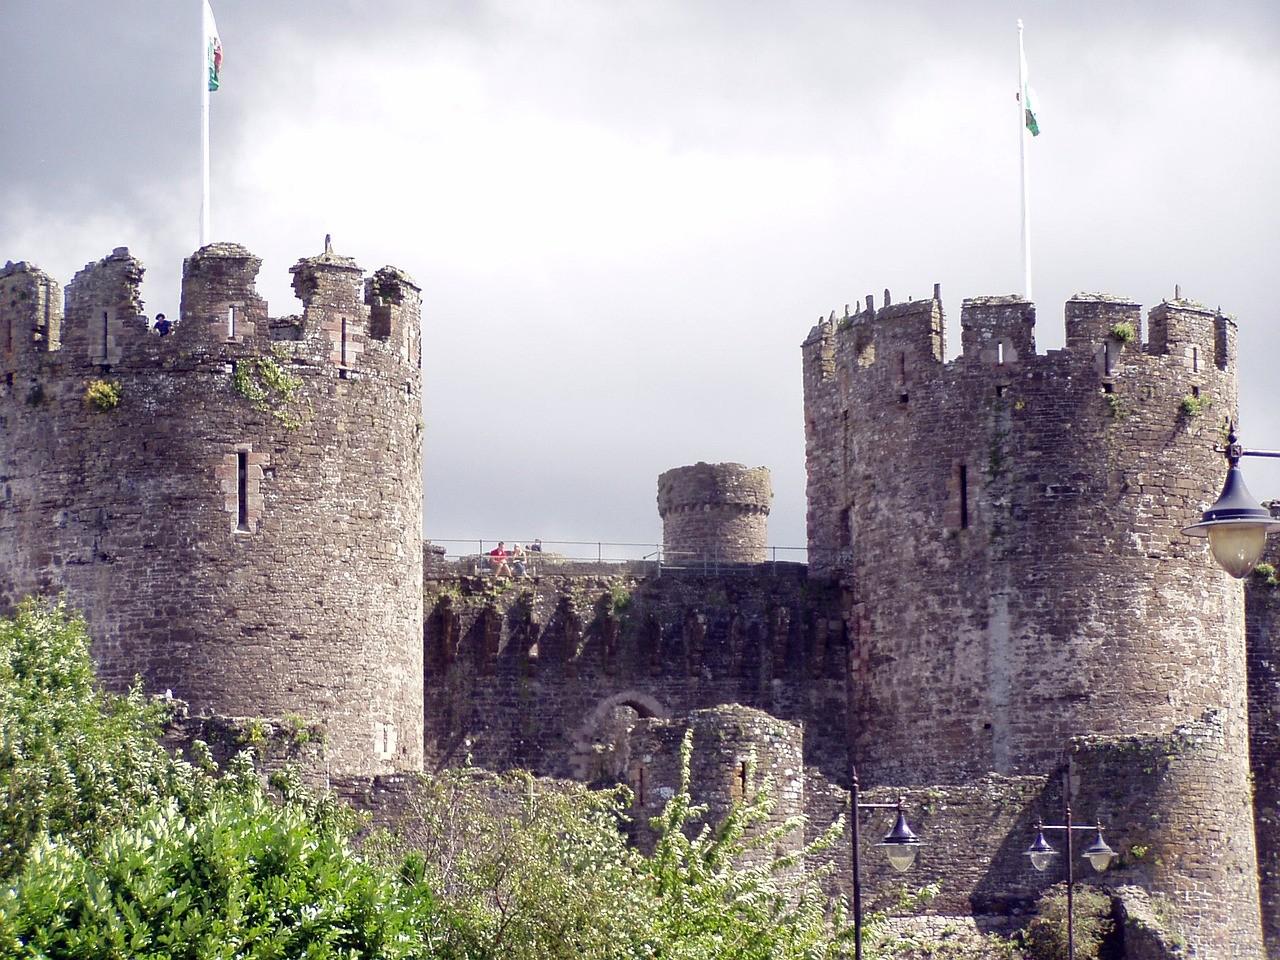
[1017,19,1032,301]
[200,0,211,247]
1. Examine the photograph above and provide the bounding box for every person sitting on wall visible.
[511,543,528,578]
[488,542,511,577]
[154,313,172,336]
[529,539,543,552]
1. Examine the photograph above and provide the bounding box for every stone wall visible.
[1247,538,1280,960]
[627,705,805,869]
[0,243,424,777]
[801,288,1262,955]
[422,569,848,784]
[657,462,772,564]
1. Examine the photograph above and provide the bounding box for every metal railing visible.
[424,539,839,578]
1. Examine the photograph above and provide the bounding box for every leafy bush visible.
[0,600,867,959]
[1021,884,1114,960]
[1179,394,1208,417]
[2,784,441,959]
[1108,322,1136,344]
[83,379,121,411]
[0,600,208,880]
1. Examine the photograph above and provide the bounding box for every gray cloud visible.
[4,0,1279,550]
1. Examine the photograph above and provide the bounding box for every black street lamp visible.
[1183,423,1280,577]
[1024,802,1117,960]
[850,763,922,960]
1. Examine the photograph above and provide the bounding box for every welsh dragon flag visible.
[204,0,222,92]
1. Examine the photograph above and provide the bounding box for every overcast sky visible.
[4,0,1279,553]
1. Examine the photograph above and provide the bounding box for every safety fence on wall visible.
[424,539,837,578]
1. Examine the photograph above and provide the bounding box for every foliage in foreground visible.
[0,599,864,959]
[1020,885,1114,960]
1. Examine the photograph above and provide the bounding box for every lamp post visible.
[850,762,922,960]
[1024,797,1117,960]
[1182,423,1280,577]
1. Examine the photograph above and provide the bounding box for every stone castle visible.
[1,244,1277,959]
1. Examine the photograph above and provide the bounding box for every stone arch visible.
[568,691,669,783]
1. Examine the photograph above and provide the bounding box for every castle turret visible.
[657,462,772,564]
[0,243,424,777]
[801,286,1263,956]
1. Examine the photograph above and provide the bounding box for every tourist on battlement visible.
[154,313,172,336]
[511,543,528,578]
[488,542,511,577]
[530,538,543,552]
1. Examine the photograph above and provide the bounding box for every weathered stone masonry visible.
[0,244,424,777]
[803,288,1264,956]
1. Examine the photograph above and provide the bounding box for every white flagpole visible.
[200,0,211,247]
[1017,19,1032,301]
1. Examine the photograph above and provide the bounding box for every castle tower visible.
[657,462,772,564]
[0,243,424,777]
[802,288,1263,955]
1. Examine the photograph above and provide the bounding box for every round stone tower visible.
[0,243,424,777]
[657,462,771,563]
[802,289,1263,955]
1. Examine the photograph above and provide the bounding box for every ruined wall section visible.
[628,706,805,867]
[802,287,1260,955]
[1247,539,1280,960]
[422,571,848,784]
[0,243,424,777]
[657,462,772,564]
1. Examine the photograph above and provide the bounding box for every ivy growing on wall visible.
[232,355,306,430]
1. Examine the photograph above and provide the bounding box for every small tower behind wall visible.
[657,462,772,564]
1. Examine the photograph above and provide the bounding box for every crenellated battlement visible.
[803,288,1238,392]
[0,243,422,394]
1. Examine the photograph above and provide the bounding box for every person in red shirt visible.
[488,542,511,577]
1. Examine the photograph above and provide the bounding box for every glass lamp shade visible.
[1025,829,1056,872]
[1082,832,1116,873]
[1183,463,1280,577]
[877,809,921,874]
[1207,523,1269,579]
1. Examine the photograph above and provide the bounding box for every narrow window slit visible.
[101,311,109,360]
[236,451,249,532]
[738,761,749,799]
[340,318,349,366]
[1192,346,1199,372]
[959,464,970,530]
[227,305,237,339]
[996,342,1005,365]
[637,765,646,806]
[996,384,1008,398]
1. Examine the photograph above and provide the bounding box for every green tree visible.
[0,600,210,880]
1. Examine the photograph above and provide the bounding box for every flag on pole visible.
[1020,50,1040,136]
[204,0,222,92]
